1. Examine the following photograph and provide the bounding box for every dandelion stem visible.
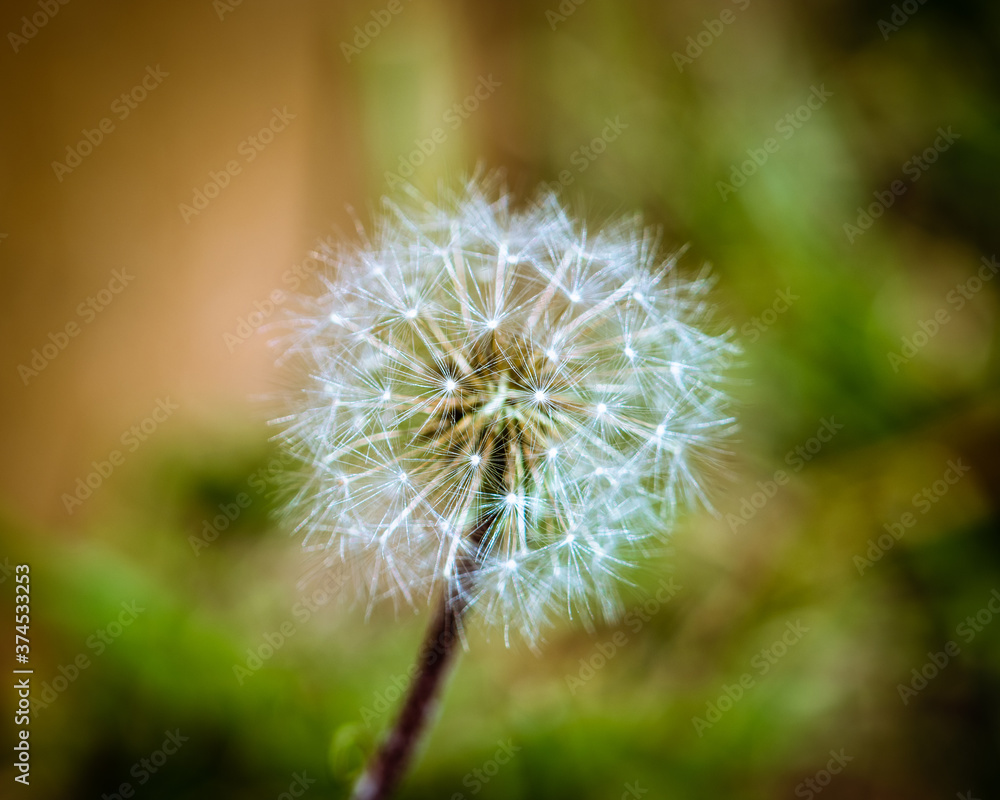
[350,593,462,800]
[351,515,493,800]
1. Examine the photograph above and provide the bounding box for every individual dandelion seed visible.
[275,175,737,800]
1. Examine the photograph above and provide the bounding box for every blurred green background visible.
[2,0,999,798]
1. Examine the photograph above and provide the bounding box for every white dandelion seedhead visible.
[277,176,737,644]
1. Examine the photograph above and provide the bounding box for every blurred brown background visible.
[1,1,999,798]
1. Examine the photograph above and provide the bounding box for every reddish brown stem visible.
[351,513,491,800]
[350,589,464,800]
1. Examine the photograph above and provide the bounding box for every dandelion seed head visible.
[277,175,737,644]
